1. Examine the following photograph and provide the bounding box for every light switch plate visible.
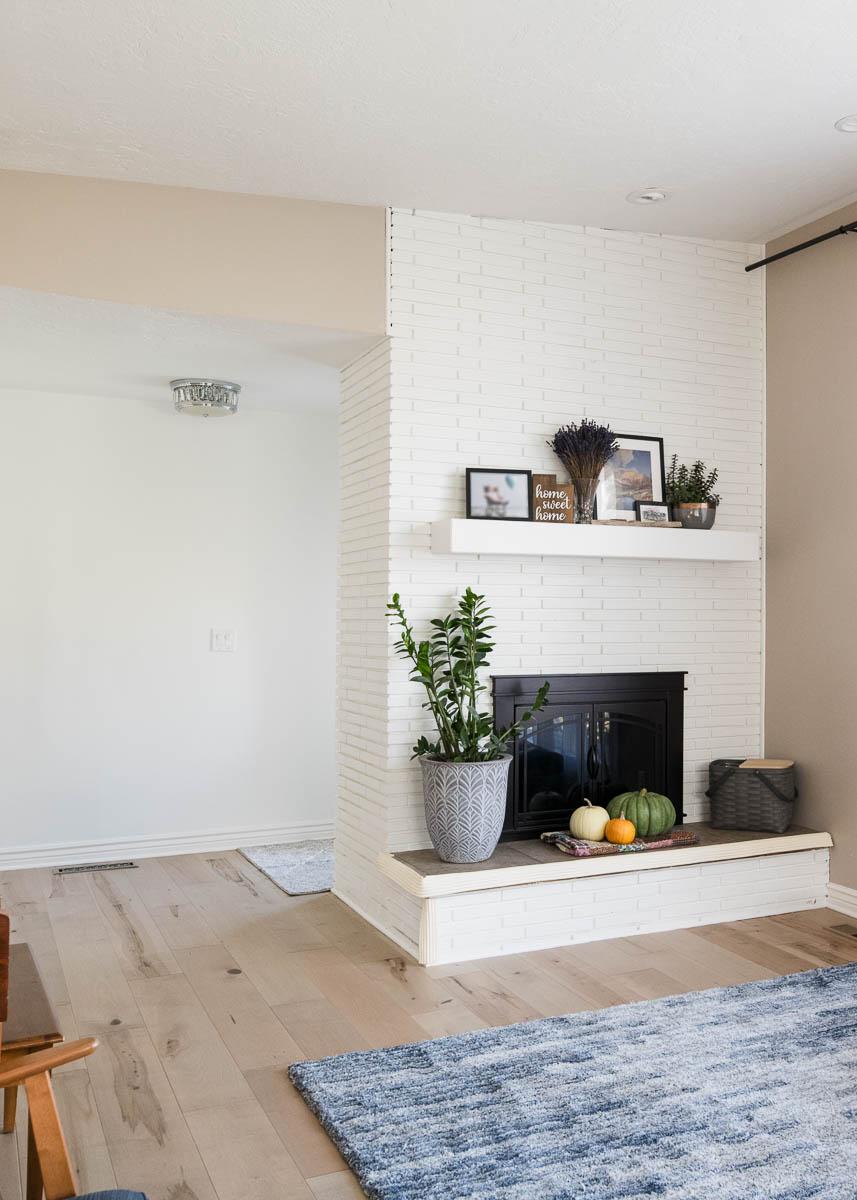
[210,628,236,653]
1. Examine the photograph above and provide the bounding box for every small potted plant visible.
[666,455,721,529]
[387,588,549,863]
[547,419,618,523]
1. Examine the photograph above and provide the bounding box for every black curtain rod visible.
[745,220,857,272]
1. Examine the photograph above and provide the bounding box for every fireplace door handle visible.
[586,743,599,780]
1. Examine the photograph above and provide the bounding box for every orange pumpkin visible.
[605,811,636,845]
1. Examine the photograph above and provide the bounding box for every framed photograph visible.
[466,468,533,520]
[595,435,666,522]
[636,500,671,524]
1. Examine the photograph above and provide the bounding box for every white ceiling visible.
[0,288,378,410]
[3,1,857,242]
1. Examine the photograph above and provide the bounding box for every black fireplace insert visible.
[493,672,685,838]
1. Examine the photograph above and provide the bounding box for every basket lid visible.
[738,758,794,770]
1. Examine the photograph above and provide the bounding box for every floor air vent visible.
[53,861,138,875]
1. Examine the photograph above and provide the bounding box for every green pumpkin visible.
[606,788,676,837]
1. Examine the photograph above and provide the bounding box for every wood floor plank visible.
[125,858,198,908]
[53,1069,117,1196]
[300,894,409,964]
[85,1022,188,1146]
[356,953,463,1016]
[0,868,60,905]
[473,954,595,1017]
[89,871,183,980]
[148,903,221,950]
[212,927,329,1009]
[289,947,429,1048]
[751,914,857,966]
[529,948,631,1008]
[274,1004,369,1059]
[106,1134,220,1200]
[130,974,255,1113]
[47,886,145,1032]
[84,1022,222,1200]
[689,921,818,975]
[307,1171,366,1199]
[441,968,543,1026]
[609,967,692,1002]
[176,944,305,1070]
[413,1001,489,1038]
[627,927,778,985]
[186,1099,314,1200]
[243,1067,346,1180]
[173,878,330,1008]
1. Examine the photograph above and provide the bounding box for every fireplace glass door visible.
[494,672,685,837]
[514,704,591,832]
[593,700,667,805]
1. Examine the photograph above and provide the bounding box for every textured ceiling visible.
[3,0,857,241]
[0,288,377,410]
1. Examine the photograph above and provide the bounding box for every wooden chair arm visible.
[0,1037,98,1086]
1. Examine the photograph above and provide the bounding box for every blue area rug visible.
[289,963,857,1200]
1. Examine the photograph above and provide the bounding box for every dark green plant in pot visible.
[665,455,721,529]
[387,588,549,760]
[387,588,550,863]
[665,455,721,504]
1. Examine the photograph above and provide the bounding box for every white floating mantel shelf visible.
[431,519,760,563]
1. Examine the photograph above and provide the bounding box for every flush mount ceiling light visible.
[171,378,240,417]
[626,187,669,205]
[834,114,857,132]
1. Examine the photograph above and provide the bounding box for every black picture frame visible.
[594,434,666,522]
[466,468,533,521]
[635,500,671,524]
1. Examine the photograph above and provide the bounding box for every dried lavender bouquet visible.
[548,419,618,522]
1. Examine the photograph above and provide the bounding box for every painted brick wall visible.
[335,340,422,954]
[426,849,828,965]
[387,210,764,845]
[335,209,765,950]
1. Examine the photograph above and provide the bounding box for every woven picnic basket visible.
[706,758,797,834]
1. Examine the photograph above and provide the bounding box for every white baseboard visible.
[828,882,857,920]
[0,819,336,871]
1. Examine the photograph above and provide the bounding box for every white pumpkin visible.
[569,798,610,841]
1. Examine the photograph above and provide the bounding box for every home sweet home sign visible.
[532,474,574,523]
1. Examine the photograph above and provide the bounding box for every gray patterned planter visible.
[419,755,512,864]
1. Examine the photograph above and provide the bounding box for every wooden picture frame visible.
[465,468,533,521]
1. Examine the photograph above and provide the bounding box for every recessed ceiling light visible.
[834,115,857,132]
[626,188,669,205]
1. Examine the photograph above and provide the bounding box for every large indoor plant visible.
[666,455,721,529]
[387,588,549,863]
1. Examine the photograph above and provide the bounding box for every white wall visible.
[335,208,765,950]
[0,388,337,863]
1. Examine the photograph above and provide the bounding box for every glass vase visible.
[572,476,599,524]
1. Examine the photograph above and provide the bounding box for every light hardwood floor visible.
[2,852,856,1200]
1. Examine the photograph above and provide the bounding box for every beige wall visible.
[0,170,386,333]
[766,199,857,888]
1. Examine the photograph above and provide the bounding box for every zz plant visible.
[387,587,549,761]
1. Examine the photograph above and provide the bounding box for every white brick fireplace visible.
[335,208,773,961]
